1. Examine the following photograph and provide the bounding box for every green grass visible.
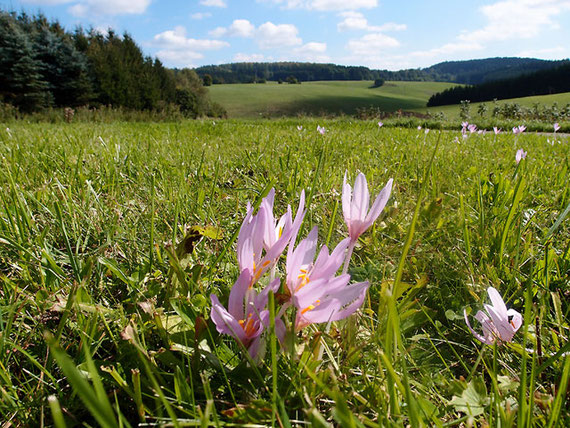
[1,119,569,426]
[208,80,459,118]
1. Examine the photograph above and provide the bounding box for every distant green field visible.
[208,80,459,118]
[416,92,570,120]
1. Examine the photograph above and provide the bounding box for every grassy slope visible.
[416,91,570,119]
[208,80,458,118]
[1,121,569,426]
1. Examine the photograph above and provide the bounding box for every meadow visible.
[206,80,570,123]
[207,81,458,118]
[1,119,569,426]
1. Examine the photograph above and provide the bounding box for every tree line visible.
[194,58,566,85]
[194,62,430,84]
[0,10,222,117]
[427,62,570,107]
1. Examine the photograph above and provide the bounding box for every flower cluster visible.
[512,125,526,135]
[210,173,393,358]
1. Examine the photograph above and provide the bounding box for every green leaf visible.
[450,377,488,417]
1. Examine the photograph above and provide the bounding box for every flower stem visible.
[342,239,356,275]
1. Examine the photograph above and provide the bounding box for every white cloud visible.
[155,50,204,68]
[68,0,151,16]
[337,11,368,31]
[209,19,256,38]
[264,0,377,10]
[378,22,407,32]
[337,11,406,32]
[153,26,229,67]
[459,0,570,44]
[233,53,265,62]
[346,32,400,56]
[191,12,212,20]
[256,22,302,49]
[292,42,330,62]
[200,0,227,7]
[409,42,484,59]
[21,0,72,4]
[517,46,568,59]
[154,26,229,50]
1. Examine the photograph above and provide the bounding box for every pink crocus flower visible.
[464,287,522,345]
[210,269,285,358]
[297,125,303,131]
[378,121,383,128]
[317,125,326,135]
[515,148,527,164]
[493,127,501,135]
[237,190,305,286]
[417,125,422,130]
[286,227,369,329]
[342,172,393,273]
[342,172,393,244]
[554,123,561,132]
[461,121,469,129]
[513,125,526,135]
[467,124,477,134]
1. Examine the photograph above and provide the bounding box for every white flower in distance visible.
[464,287,522,345]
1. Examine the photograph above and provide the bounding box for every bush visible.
[286,75,299,84]
[372,78,385,88]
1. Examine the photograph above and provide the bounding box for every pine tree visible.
[0,12,50,111]
[32,22,93,106]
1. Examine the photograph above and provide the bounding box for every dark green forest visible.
[427,62,570,106]
[0,11,220,116]
[195,58,567,85]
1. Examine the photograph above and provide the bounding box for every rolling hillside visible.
[207,80,458,118]
[419,91,570,120]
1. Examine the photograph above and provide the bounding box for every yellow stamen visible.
[239,314,256,336]
[301,300,321,315]
[295,274,309,292]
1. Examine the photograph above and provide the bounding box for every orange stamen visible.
[301,300,320,315]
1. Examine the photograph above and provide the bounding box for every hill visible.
[194,57,567,85]
[206,80,457,118]
[423,57,568,84]
[420,91,570,120]
[427,62,570,106]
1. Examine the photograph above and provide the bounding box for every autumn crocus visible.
[378,121,383,128]
[515,148,527,164]
[237,190,305,285]
[554,122,561,132]
[467,124,477,134]
[317,125,326,135]
[342,172,393,273]
[297,125,303,131]
[210,269,284,358]
[493,127,501,135]
[464,287,522,345]
[286,227,369,329]
[513,125,526,135]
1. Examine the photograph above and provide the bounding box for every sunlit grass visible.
[0,120,569,426]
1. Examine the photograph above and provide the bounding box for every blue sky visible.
[3,0,570,70]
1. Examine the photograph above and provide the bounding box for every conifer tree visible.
[0,12,50,111]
